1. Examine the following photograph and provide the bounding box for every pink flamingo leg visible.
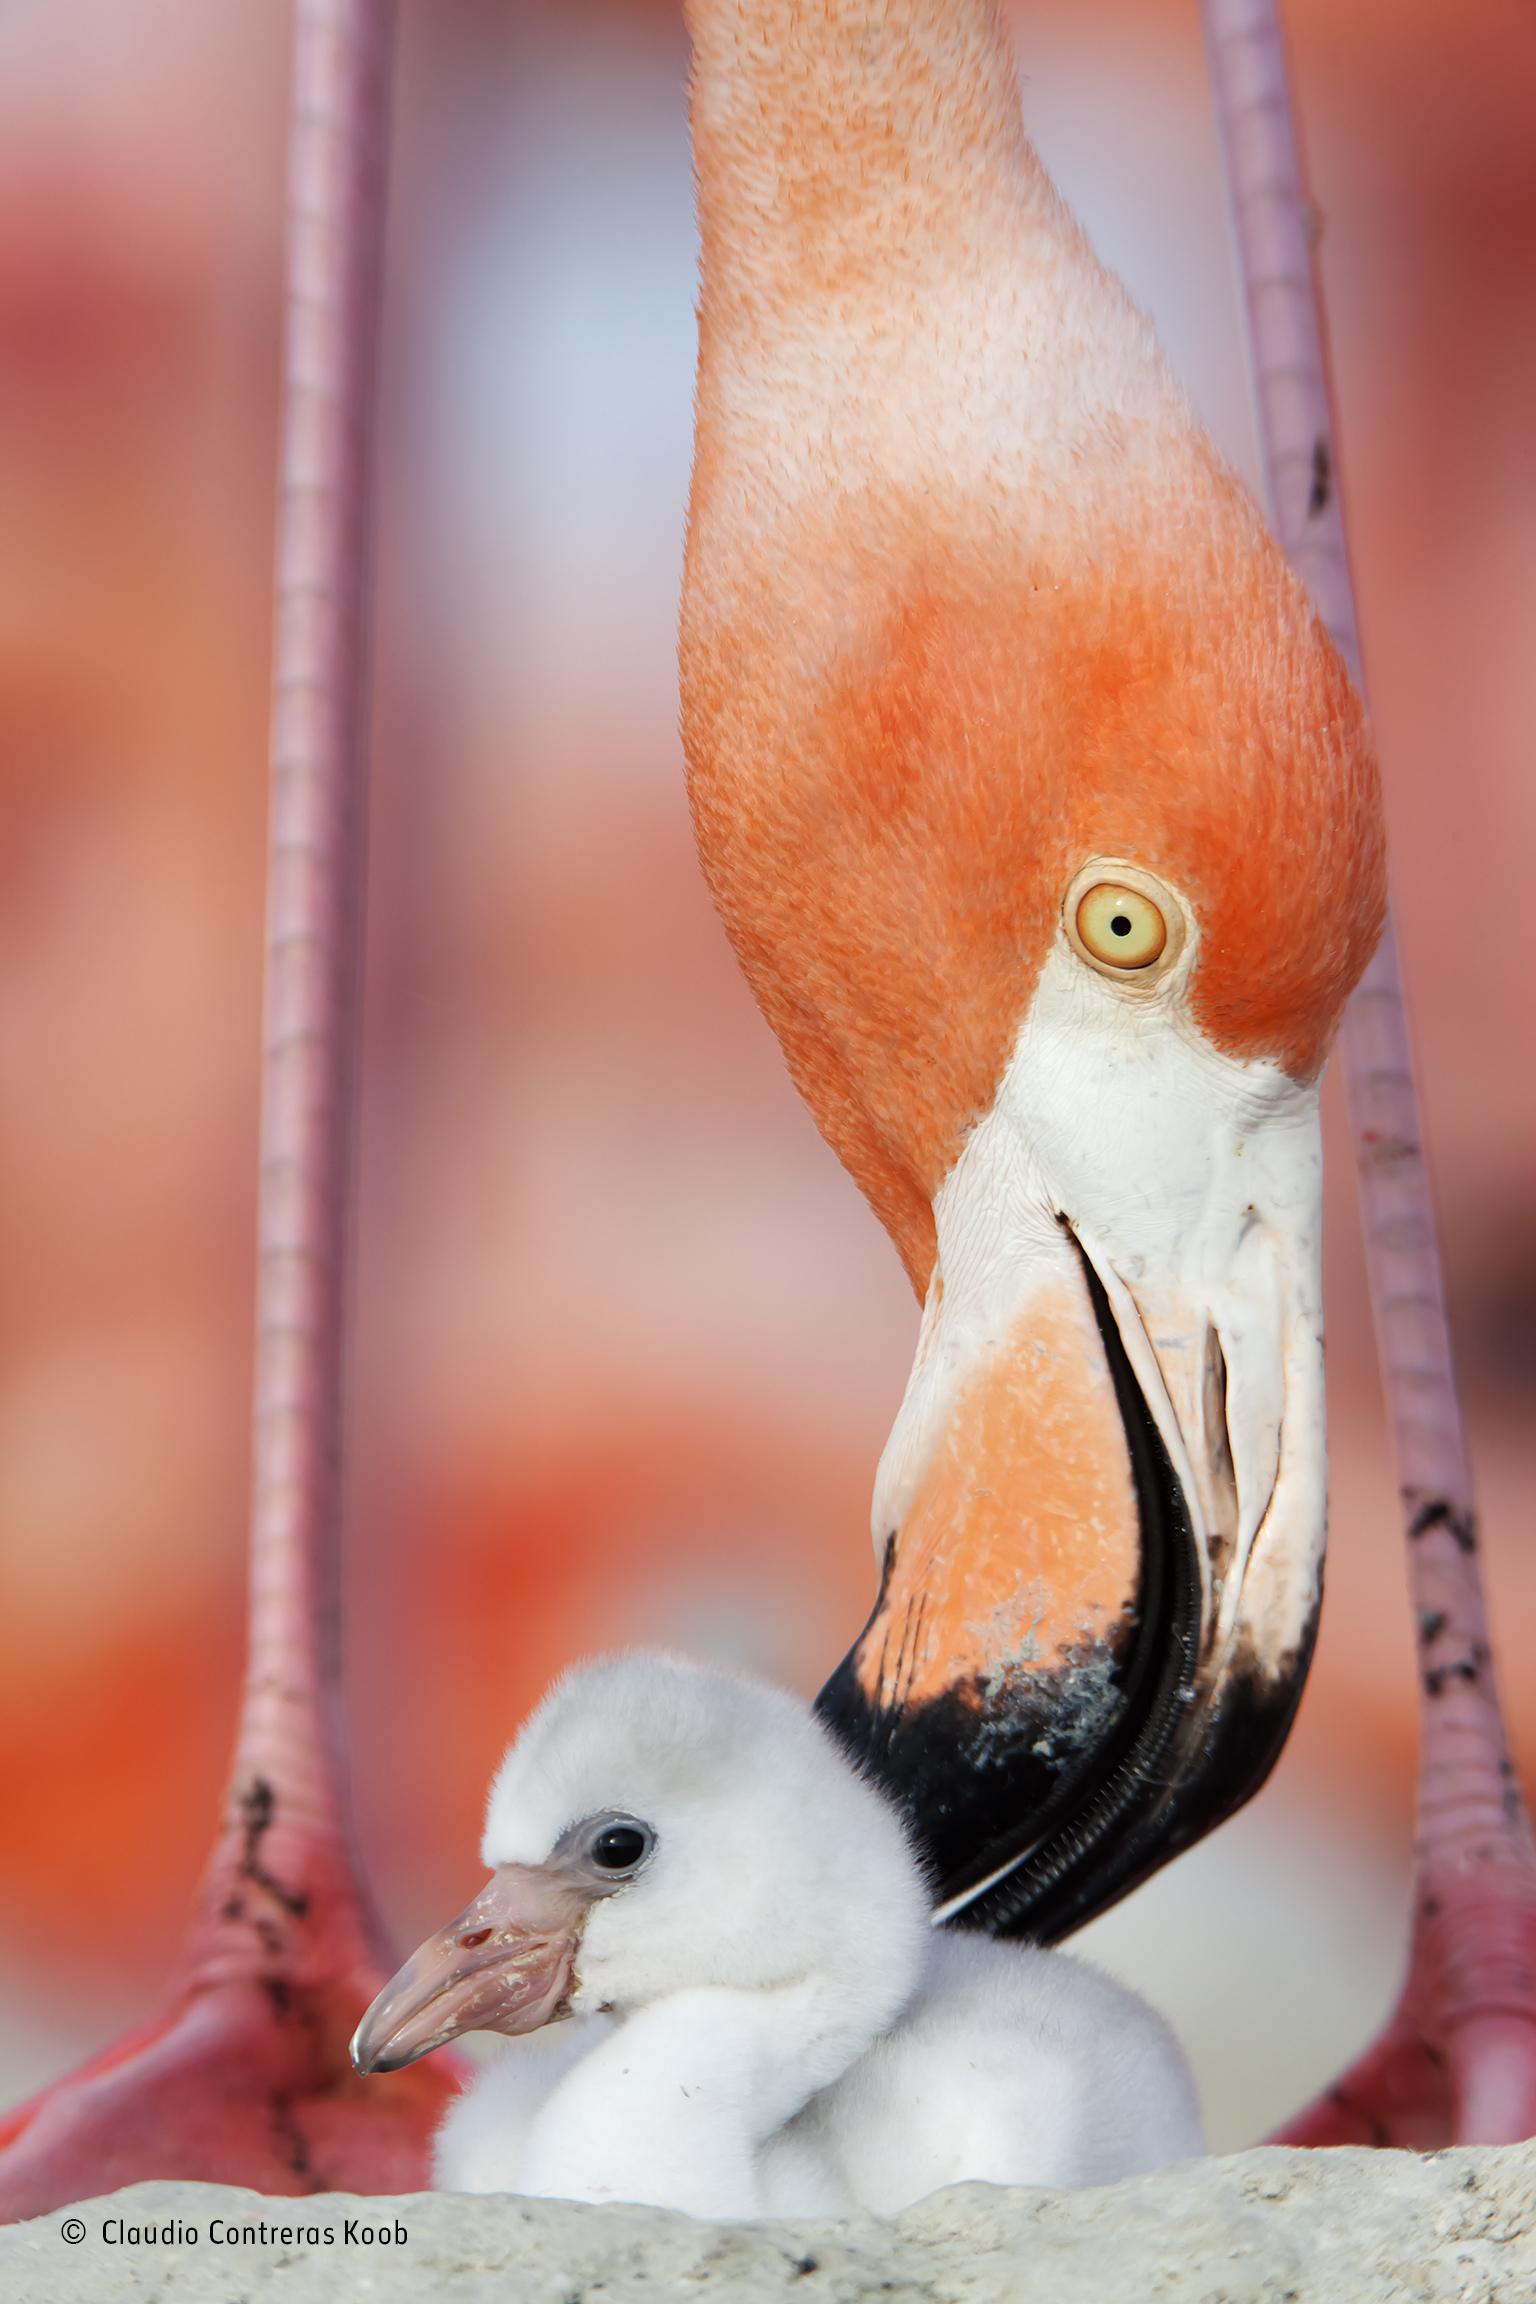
[0,0,454,2221]
[1203,0,1536,2148]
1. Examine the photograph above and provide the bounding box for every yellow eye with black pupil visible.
[1074,883,1168,969]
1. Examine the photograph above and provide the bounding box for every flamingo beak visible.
[816,1089,1327,1942]
[350,1863,593,2074]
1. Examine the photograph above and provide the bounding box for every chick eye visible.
[1075,883,1166,968]
[1063,860,1187,983]
[589,1820,653,1875]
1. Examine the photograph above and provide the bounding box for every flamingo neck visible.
[685,0,1193,521]
[687,0,1033,307]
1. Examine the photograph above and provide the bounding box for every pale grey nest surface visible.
[4,2146,1534,2303]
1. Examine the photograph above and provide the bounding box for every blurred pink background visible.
[0,0,1531,2151]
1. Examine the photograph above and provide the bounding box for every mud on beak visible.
[816,1093,1327,1943]
[350,1863,594,2075]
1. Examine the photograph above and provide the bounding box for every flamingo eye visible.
[577,1814,655,1879]
[1064,861,1187,983]
[1076,884,1166,968]
[593,1825,648,1871]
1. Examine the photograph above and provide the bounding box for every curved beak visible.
[350,1863,593,2075]
[816,1080,1326,1941]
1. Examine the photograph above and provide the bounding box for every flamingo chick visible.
[350,1653,1202,2220]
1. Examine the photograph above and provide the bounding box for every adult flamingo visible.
[679,0,1534,2147]
[0,0,1527,2224]
[682,0,1385,1941]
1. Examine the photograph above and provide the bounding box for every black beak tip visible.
[816,1627,1316,1943]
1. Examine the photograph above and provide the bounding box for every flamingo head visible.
[349,1653,927,2071]
[679,0,1386,1934]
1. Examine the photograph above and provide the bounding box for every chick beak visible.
[350,1861,594,2075]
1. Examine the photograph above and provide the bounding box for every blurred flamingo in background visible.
[0,0,1532,2220]
[1204,0,1536,2146]
[0,0,457,2216]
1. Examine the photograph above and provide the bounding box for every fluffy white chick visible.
[351,1652,1202,2220]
